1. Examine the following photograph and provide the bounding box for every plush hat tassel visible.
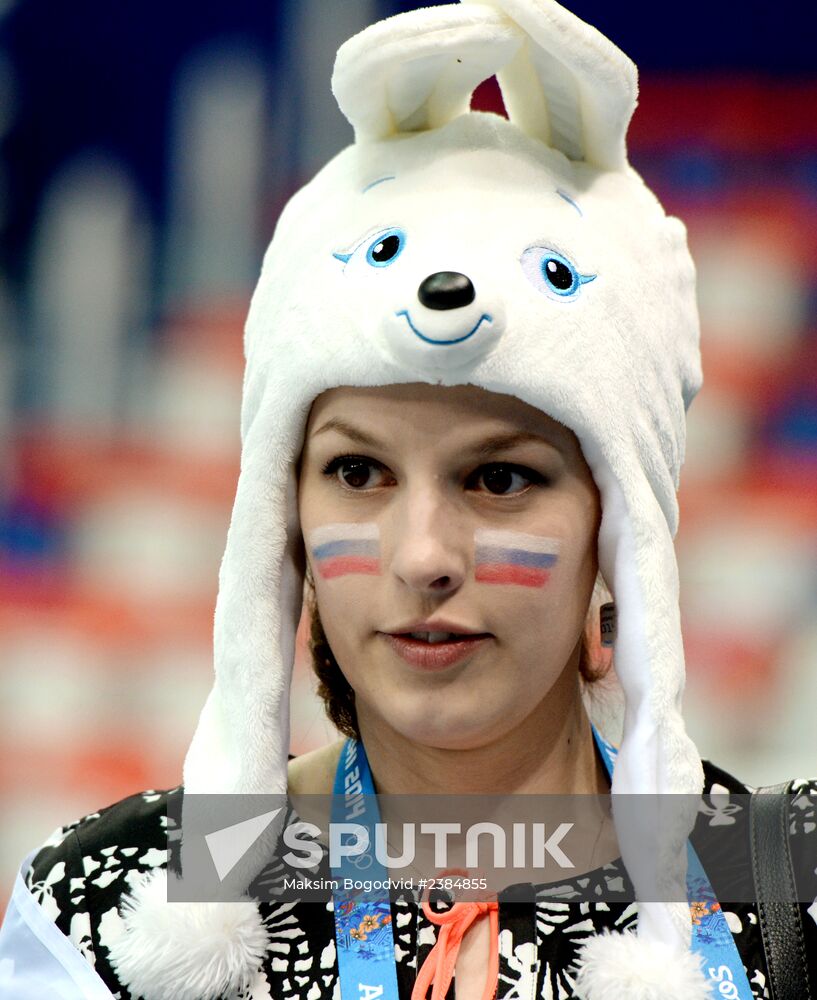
[105,869,269,1000]
[572,930,714,1000]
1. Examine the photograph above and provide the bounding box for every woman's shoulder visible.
[23,743,353,897]
[701,757,751,793]
[701,755,817,802]
[698,757,817,852]
[18,786,180,995]
[697,758,816,917]
[21,738,349,924]
[24,786,180,932]
[26,785,179,870]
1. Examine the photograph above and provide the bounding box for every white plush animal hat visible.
[111,2,712,998]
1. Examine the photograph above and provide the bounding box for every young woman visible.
[296,382,607,796]
[2,1,815,998]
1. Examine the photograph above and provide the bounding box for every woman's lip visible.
[379,632,492,671]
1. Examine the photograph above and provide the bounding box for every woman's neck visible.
[356,672,609,797]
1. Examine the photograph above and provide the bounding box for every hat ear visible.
[332,0,637,171]
[332,4,524,141]
[473,0,637,169]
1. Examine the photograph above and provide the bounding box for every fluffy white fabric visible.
[106,869,268,1000]
[195,108,703,803]
[572,930,714,1000]
[335,0,637,169]
[333,4,524,142]
[465,0,638,168]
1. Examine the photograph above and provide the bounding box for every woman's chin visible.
[370,700,509,752]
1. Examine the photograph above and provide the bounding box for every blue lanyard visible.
[332,733,754,1000]
[591,728,754,1000]
[331,739,401,1000]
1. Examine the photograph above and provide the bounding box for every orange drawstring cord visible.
[411,896,499,1000]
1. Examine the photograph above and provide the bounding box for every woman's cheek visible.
[306,522,381,580]
[473,528,560,589]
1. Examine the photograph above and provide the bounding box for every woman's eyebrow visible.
[312,419,555,456]
[469,431,557,457]
[312,418,384,449]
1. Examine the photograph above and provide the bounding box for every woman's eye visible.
[322,456,387,490]
[471,464,542,496]
[520,246,595,300]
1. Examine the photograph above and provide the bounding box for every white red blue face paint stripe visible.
[308,523,380,579]
[474,528,559,588]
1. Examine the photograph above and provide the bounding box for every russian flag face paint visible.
[309,523,381,580]
[474,529,559,588]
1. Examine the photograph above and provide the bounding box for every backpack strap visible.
[749,780,812,1000]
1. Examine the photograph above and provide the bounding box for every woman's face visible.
[297,383,601,751]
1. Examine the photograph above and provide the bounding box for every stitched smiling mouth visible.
[395,309,492,345]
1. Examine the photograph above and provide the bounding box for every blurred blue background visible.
[1,0,816,893]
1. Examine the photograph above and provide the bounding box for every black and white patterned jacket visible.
[8,760,817,999]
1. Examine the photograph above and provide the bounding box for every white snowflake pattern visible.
[138,847,167,867]
[69,910,95,966]
[497,930,537,998]
[699,783,742,826]
[28,860,66,922]
[97,905,126,960]
[534,901,572,938]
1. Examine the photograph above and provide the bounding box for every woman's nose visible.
[388,493,468,595]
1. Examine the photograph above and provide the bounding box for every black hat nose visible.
[417,271,476,311]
